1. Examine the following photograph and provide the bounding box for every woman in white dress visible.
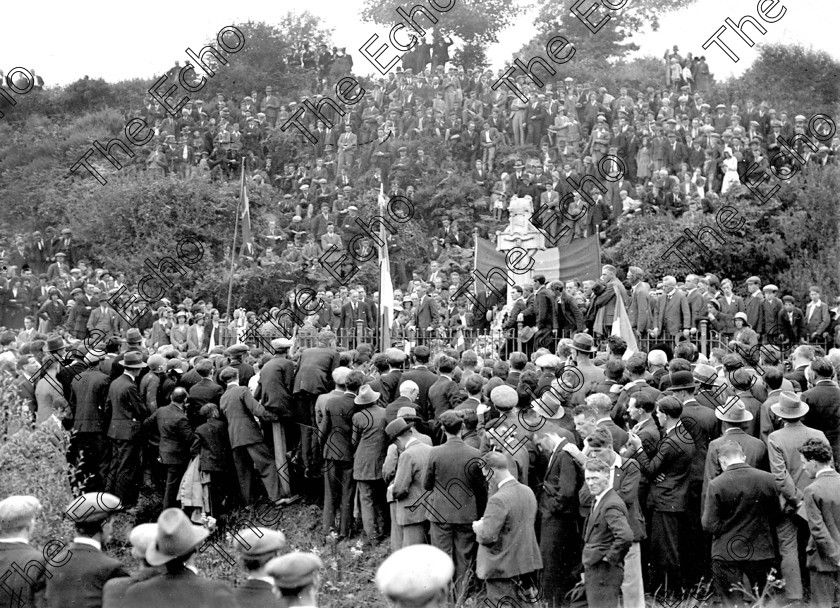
[720,148,740,194]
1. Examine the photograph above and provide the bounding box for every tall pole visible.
[225,158,246,320]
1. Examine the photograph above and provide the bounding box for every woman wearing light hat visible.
[122,508,235,608]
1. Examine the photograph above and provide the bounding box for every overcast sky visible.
[3,0,837,87]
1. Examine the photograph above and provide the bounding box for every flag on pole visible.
[239,163,254,259]
[378,185,394,349]
[532,232,601,282]
[611,285,638,359]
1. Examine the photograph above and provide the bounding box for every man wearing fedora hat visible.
[701,441,780,605]
[46,492,128,608]
[266,551,323,607]
[122,508,235,608]
[705,398,768,493]
[352,384,388,544]
[106,351,149,508]
[233,526,287,607]
[388,415,432,547]
[769,391,829,604]
[565,333,604,406]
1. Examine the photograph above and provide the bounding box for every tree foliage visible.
[360,0,529,47]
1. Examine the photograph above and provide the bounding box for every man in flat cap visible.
[46,492,128,608]
[474,451,542,606]
[233,527,287,607]
[102,523,160,608]
[256,337,296,437]
[123,508,235,608]
[376,544,454,607]
[0,496,47,608]
[266,551,323,607]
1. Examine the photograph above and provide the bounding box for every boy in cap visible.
[376,544,454,608]
[46,492,128,608]
[0,496,46,608]
[123,508,235,608]
[102,523,160,608]
[233,527,287,607]
[266,551,323,607]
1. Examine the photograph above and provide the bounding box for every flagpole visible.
[225,157,246,320]
[376,184,384,352]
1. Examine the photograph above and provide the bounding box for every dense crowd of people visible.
[5,304,840,607]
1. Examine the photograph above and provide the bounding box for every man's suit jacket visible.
[423,436,487,523]
[351,404,388,480]
[293,347,339,395]
[70,368,110,433]
[704,428,769,493]
[655,290,691,336]
[393,439,432,525]
[744,293,764,332]
[628,281,653,334]
[761,297,783,335]
[320,391,356,462]
[416,295,439,329]
[580,456,646,542]
[0,541,46,608]
[680,401,721,483]
[45,542,128,608]
[701,462,780,561]
[540,435,582,517]
[634,422,695,512]
[534,287,554,330]
[778,307,806,344]
[147,404,194,465]
[256,356,296,418]
[106,373,148,441]
[581,488,633,567]
[87,306,119,335]
[803,381,840,467]
[427,376,461,420]
[369,369,402,406]
[717,295,744,335]
[686,289,707,328]
[398,367,439,420]
[232,579,277,608]
[805,301,831,337]
[475,479,543,579]
[186,325,207,352]
[598,418,629,452]
[220,384,273,449]
[339,301,368,329]
[102,569,161,608]
[385,395,416,423]
[188,377,223,407]
[804,469,840,572]
[768,421,828,510]
[122,567,236,608]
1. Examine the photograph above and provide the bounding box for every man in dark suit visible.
[293,331,339,478]
[427,356,460,434]
[415,285,440,344]
[256,339,296,421]
[702,440,780,605]
[320,371,362,537]
[47,492,128,608]
[123,508,235,608]
[87,295,119,338]
[423,410,487,584]
[69,349,111,491]
[651,276,691,342]
[579,428,645,608]
[368,348,404,406]
[352,385,389,542]
[805,285,831,342]
[105,352,150,508]
[144,388,194,509]
[339,290,369,347]
[580,457,633,608]
[627,396,695,596]
[219,366,279,504]
[0,496,48,608]
[233,527,286,608]
[590,393,629,451]
[397,346,438,420]
[800,438,840,608]
[802,357,840,467]
[532,275,556,352]
[474,452,543,607]
[779,296,807,346]
[188,359,224,409]
[535,425,582,605]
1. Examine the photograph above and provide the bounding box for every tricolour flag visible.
[239,162,254,259]
[378,185,394,350]
[611,285,638,359]
[532,231,601,282]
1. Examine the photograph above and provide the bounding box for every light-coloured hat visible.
[532,384,565,419]
[332,366,351,385]
[716,397,754,423]
[65,492,123,524]
[146,508,210,566]
[490,385,519,410]
[234,527,287,557]
[266,551,323,589]
[129,523,158,559]
[535,354,561,369]
[771,392,809,419]
[270,338,293,350]
[354,384,381,405]
[376,544,454,602]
